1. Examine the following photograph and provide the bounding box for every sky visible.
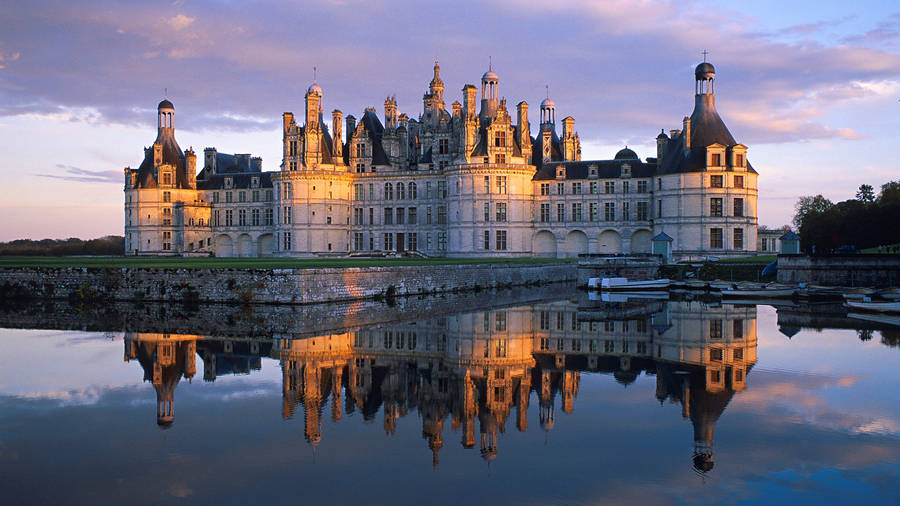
[1,0,899,241]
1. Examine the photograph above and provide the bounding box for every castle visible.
[124,60,758,259]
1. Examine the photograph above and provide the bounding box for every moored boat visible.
[845,300,900,313]
[847,312,900,326]
[722,283,796,298]
[599,277,671,290]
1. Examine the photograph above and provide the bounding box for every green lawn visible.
[0,255,574,269]
[860,243,900,254]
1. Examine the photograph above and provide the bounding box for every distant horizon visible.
[2,1,899,241]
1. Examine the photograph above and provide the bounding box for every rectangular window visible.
[354,184,364,200]
[239,191,246,203]
[557,203,565,222]
[710,228,723,248]
[590,181,598,194]
[495,230,507,251]
[483,202,490,222]
[710,348,724,361]
[657,200,662,218]
[604,181,615,194]
[589,202,598,222]
[266,190,273,201]
[252,209,260,226]
[637,201,648,221]
[213,192,220,203]
[437,232,447,251]
[226,192,233,203]
[496,203,507,222]
[408,207,417,225]
[733,320,744,339]
[734,198,744,217]
[572,202,582,221]
[225,209,233,226]
[540,183,550,195]
[384,233,394,251]
[354,208,363,225]
[734,175,744,188]
[540,203,550,222]
[353,232,363,251]
[622,202,630,221]
[557,182,565,195]
[426,182,433,199]
[734,228,744,249]
[283,206,291,224]
[623,181,630,193]
[637,180,648,193]
[494,153,506,164]
[483,176,491,193]
[437,181,447,198]
[396,208,405,225]
[735,153,744,168]
[711,153,721,166]
[437,206,447,224]
[604,202,615,221]
[163,191,171,203]
[283,231,291,250]
[408,233,417,251]
[496,176,507,194]
[483,230,490,250]
[426,206,433,224]
[710,320,723,339]
[238,209,247,226]
[384,208,393,225]
[572,182,582,195]
[439,138,449,154]
[734,348,743,360]
[710,175,723,188]
[265,209,273,225]
[252,190,260,202]
[710,198,723,217]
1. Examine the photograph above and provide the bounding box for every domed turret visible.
[695,61,715,80]
[307,82,323,96]
[615,146,639,160]
[158,99,174,110]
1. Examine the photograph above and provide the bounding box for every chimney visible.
[516,101,530,153]
[332,109,343,160]
[204,147,217,172]
[251,156,262,172]
[682,117,691,151]
[346,115,356,138]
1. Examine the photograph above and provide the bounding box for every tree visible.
[880,181,900,204]
[856,184,875,203]
[792,195,833,230]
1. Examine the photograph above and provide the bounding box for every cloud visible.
[167,13,195,30]
[36,164,122,184]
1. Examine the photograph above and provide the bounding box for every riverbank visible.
[0,261,576,305]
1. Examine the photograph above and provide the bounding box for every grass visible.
[0,255,575,269]
[860,243,900,254]
[714,255,777,264]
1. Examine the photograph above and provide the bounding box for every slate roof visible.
[360,109,391,166]
[133,133,187,189]
[534,158,656,181]
[197,171,273,190]
[530,128,563,172]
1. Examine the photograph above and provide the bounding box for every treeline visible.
[0,236,125,256]
[794,181,900,253]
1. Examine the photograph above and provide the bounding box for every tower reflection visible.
[124,298,757,473]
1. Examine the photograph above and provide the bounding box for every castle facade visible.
[124,60,757,259]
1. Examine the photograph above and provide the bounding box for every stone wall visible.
[0,262,575,305]
[777,254,900,287]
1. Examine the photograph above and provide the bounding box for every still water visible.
[1,288,899,505]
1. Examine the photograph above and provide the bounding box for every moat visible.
[1,288,899,504]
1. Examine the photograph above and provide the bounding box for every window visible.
[572,202,582,221]
[484,202,491,222]
[540,311,550,330]
[225,209,233,226]
[354,232,363,251]
[408,207,417,224]
[657,178,662,190]
[711,153,721,166]
[265,190,273,201]
[604,202,615,221]
[356,143,365,157]
[252,209,260,226]
[604,340,614,353]
[354,208,363,225]
[710,198,723,217]
[162,173,172,185]
[238,209,247,226]
[734,348,743,360]
[734,228,744,249]
[408,233,417,251]
[426,206,433,224]
[409,182,417,199]
[384,233,394,251]
[354,184,364,200]
[368,183,375,200]
[437,206,447,224]
[622,201,630,220]
[213,192,220,203]
[439,138,449,154]
[483,230,490,249]
[426,182,433,199]
[710,348,723,361]
[735,153,744,168]
[397,182,406,200]
[437,181,447,198]
[710,228,723,248]
[384,208,393,225]
[252,190,260,202]
[239,191,246,203]
[710,320,723,339]
[589,202,598,221]
[540,203,550,222]
[494,130,507,147]
[604,181,615,194]
[226,192,233,203]
[496,176,507,194]
[283,232,291,250]
[637,180,648,193]
[265,208,273,225]
[734,175,744,188]
[437,232,447,250]
[734,198,744,217]
[540,183,550,195]
[495,230,507,251]
[733,320,744,339]
[557,182,565,195]
[572,182,582,194]
[557,203,566,222]
[494,153,506,164]
[384,183,393,200]
[637,201,648,221]
[710,175,723,188]
[496,203,507,222]
[163,191,171,203]
[623,181,630,193]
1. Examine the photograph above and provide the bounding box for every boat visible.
[708,280,734,291]
[721,283,796,298]
[599,291,669,302]
[878,288,900,301]
[847,312,900,327]
[842,288,877,301]
[597,277,671,290]
[845,300,900,313]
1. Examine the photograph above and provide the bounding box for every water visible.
[1,290,899,505]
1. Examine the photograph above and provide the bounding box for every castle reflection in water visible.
[124,298,756,473]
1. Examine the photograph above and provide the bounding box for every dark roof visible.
[197,171,273,190]
[779,231,800,241]
[360,110,391,166]
[695,62,715,79]
[158,99,174,110]
[534,159,656,181]
[653,232,673,241]
[531,127,563,172]
[134,132,187,189]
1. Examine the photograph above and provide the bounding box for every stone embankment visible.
[0,262,576,305]
[777,255,900,286]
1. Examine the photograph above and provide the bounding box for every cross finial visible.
[313,66,317,83]
[489,55,492,71]
[546,85,549,99]
[164,87,167,98]
[702,49,709,62]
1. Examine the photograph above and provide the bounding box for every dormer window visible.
[556,167,565,179]
[251,176,260,188]
[161,172,172,186]
[224,177,233,189]
[731,145,748,170]
[621,163,631,178]
[711,153,721,166]
[589,165,598,178]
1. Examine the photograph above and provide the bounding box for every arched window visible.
[408,181,417,199]
[397,182,405,200]
[384,182,393,200]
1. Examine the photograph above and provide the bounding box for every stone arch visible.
[237,234,253,257]
[215,234,234,257]
[564,230,589,258]
[532,230,557,258]
[597,230,622,254]
[257,233,275,257]
[630,229,652,254]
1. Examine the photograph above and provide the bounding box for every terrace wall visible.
[777,254,900,286]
